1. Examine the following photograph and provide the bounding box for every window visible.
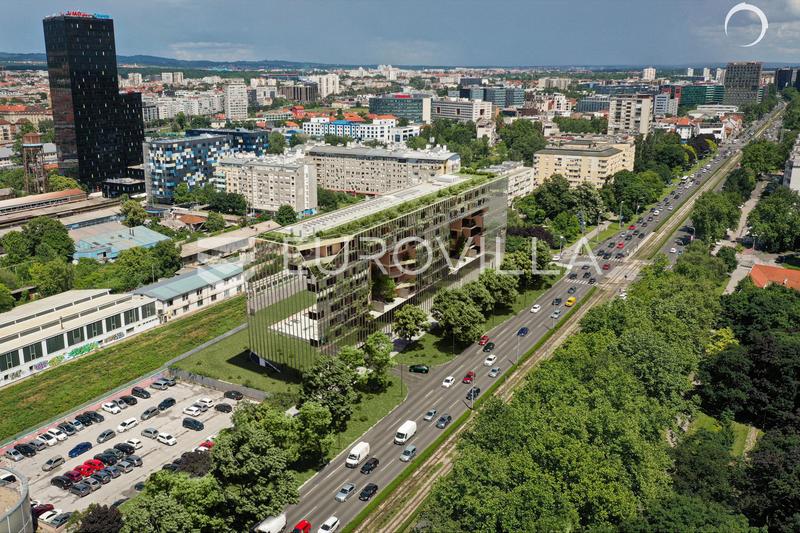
[124,308,140,325]
[0,351,20,372]
[67,328,84,346]
[141,302,156,319]
[86,320,103,339]
[46,334,65,354]
[22,343,43,363]
[105,314,122,331]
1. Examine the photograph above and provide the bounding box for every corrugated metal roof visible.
[134,262,243,301]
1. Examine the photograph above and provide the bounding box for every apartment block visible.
[723,62,762,106]
[224,81,248,119]
[534,137,636,188]
[306,144,460,195]
[431,98,493,123]
[217,151,318,215]
[653,93,679,116]
[301,117,421,143]
[305,74,340,98]
[607,94,653,136]
[279,82,319,103]
[484,161,533,204]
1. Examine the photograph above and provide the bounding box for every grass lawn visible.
[688,411,755,457]
[0,296,247,442]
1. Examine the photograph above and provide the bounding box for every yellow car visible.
[565,296,577,307]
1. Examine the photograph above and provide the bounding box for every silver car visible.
[4,449,23,462]
[42,455,65,472]
[423,409,437,422]
[335,482,356,503]
[141,407,159,421]
[141,427,159,439]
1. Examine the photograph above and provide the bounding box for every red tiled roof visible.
[177,214,207,225]
[749,264,800,291]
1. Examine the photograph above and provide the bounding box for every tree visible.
[208,192,247,216]
[275,205,297,226]
[76,504,123,533]
[120,200,148,227]
[172,182,194,205]
[723,167,756,202]
[176,451,212,477]
[573,182,606,222]
[205,211,226,232]
[671,428,736,505]
[741,139,785,175]
[337,345,365,371]
[48,174,81,192]
[551,211,581,242]
[371,272,396,302]
[300,354,358,432]
[392,304,429,344]
[289,133,308,147]
[691,191,739,243]
[747,186,800,252]
[21,216,74,260]
[0,231,30,267]
[462,280,496,314]
[151,239,182,278]
[405,135,428,150]
[362,332,393,390]
[267,131,286,154]
[619,494,754,533]
[716,246,737,272]
[112,247,161,291]
[431,288,485,345]
[0,284,13,312]
[534,174,575,219]
[498,119,546,165]
[478,269,519,309]
[189,115,212,129]
[295,401,335,467]
[29,259,73,296]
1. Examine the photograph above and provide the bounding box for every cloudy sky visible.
[3,0,800,66]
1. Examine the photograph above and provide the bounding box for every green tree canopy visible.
[120,200,148,227]
[275,205,297,226]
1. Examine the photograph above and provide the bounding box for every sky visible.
[3,0,800,66]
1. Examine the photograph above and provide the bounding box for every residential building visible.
[224,81,248,119]
[716,68,726,83]
[368,93,432,123]
[0,289,159,387]
[693,104,739,117]
[653,93,679,116]
[654,116,698,142]
[306,144,460,195]
[43,12,144,188]
[127,72,143,86]
[534,137,636,188]
[703,67,712,81]
[0,147,11,169]
[305,74,340,98]
[173,72,184,85]
[576,95,611,113]
[484,161,533,204]
[783,135,800,193]
[161,72,174,84]
[73,225,169,261]
[607,94,653,136]
[539,77,571,90]
[246,173,508,369]
[301,117,421,143]
[279,82,319,103]
[0,105,52,127]
[642,67,656,81]
[749,264,800,291]
[217,151,318,215]
[686,67,694,76]
[0,120,12,145]
[134,262,245,322]
[185,128,271,155]
[431,98,492,123]
[723,62,762,106]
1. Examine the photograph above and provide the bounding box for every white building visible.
[686,68,694,76]
[431,98,493,123]
[305,74,341,98]
[539,77,571,90]
[485,161,533,205]
[608,94,654,136]
[127,72,142,86]
[301,117,421,143]
[0,290,159,388]
[134,262,245,323]
[653,93,679,116]
[173,72,184,85]
[161,72,174,84]
[783,136,800,192]
[703,67,712,81]
[224,81,248,120]
[642,67,656,81]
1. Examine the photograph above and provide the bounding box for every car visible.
[423,408,437,422]
[488,367,501,378]
[582,272,591,279]
[125,438,142,450]
[483,354,497,366]
[64,470,82,483]
[183,418,205,431]
[625,235,633,241]
[668,206,674,211]
[56,422,76,436]
[466,387,481,401]
[183,405,202,417]
[117,417,138,433]
[150,378,170,390]
[134,481,145,491]
[32,504,55,518]
[292,520,312,533]
[97,429,115,444]
[552,254,561,262]
[360,457,379,474]
[669,247,677,253]
[550,309,561,319]
[215,402,233,413]
[37,433,57,447]
[603,253,612,260]
[436,414,452,429]
[117,460,134,473]
[84,458,106,472]
[83,476,103,492]
[70,419,85,432]
[4,449,24,462]
[565,297,576,307]
[164,377,177,386]
[442,376,455,388]
[114,442,136,456]
[602,263,610,270]
[50,475,73,490]
[42,455,65,472]
[408,364,429,374]
[222,390,243,401]
[638,232,646,239]
[567,286,576,294]
[105,465,122,478]
[478,335,490,345]
[588,278,597,285]
[162,463,180,472]
[192,401,209,413]
[141,427,159,439]
[38,510,62,524]
[482,342,495,352]
[141,406,160,421]
[127,454,143,467]
[94,452,117,466]
[75,464,95,478]
[530,303,541,313]
[119,395,138,406]
[615,252,625,259]
[157,397,176,411]
[131,386,151,399]
[13,444,36,458]
[91,471,111,485]
[359,483,379,501]
[462,370,475,384]
[199,440,215,450]
[157,433,177,446]
[617,242,624,249]
[335,482,356,502]
[75,414,93,427]
[517,327,529,337]
[49,513,72,528]
[102,402,121,414]
[607,242,615,248]
[400,444,417,462]
[70,482,91,497]
[319,516,340,533]
[628,224,636,230]
[568,272,578,280]
[581,265,590,270]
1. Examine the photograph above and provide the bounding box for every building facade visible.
[301,117,421,143]
[653,93,679,116]
[484,161,533,204]
[576,95,611,113]
[368,94,432,123]
[723,62,762,106]
[0,289,159,387]
[534,137,636,188]
[607,94,653,136]
[217,152,318,215]
[431,98,493,123]
[642,67,656,81]
[224,81,248,120]
[306,144,460,195]
[305,74,340,98]
[43,12,144,188]
[279,82,319,103]
[245,173,508,369]
[679,84,725,107]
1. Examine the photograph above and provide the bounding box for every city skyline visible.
[2,0,800,67]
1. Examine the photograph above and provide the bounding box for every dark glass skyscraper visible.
[43,12,143,189]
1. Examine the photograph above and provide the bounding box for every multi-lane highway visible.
[282,107,784,532]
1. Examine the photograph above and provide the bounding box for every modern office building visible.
[369,93,432,123]
[43,11,144,189]
[224,81,248,119]
[775,67,799,91]
[306,144,461,195]
[484,161,534,204]
[723,62,762,106]
[607,94,653,136]
[217,151,318,215]
[642,67,656,81]
[305,73,340,98]
[459,86,524,108]
[534,137,636,188]
[245,173,508,369]
[576,95,611,113]
[679,84,726,107]
[431,98,493,123]
[279,82,319,103]
[653,93,679,116]
[0,289,159,387]
[185,128,271,155]
[301,117,421,143]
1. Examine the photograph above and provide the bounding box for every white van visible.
[394,420,417,445]
[252,513,287,533]
[345,441,370,468]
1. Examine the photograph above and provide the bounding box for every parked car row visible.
[50,444,144,498]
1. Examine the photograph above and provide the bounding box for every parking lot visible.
[0,379,236,513]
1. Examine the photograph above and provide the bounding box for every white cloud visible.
[167,41,257,61]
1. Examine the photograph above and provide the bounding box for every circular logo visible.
[724,2,769,47]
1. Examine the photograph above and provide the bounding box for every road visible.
[284,108,785,531]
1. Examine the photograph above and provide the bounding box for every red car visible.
[64,470,83,483]
[76,464,95,478]
[478,335,490,346]
[602,263,610,270]
[462,371,476,384]
[291,520,311,533]
[628,224,636,230]
[199,440,215,449]
[616,242,625,249]
[83,459,105,472]
[32,504,54,518]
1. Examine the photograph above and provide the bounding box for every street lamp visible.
[559,235,565,258]
[618,201,624,229]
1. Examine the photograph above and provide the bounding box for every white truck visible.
[394,420,417,445]
[345,441,370,468]
[252,514,286,533]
